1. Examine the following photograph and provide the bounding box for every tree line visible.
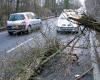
[0,0,70,27]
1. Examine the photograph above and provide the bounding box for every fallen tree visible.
[62,9,100,32]
[68,13,100,32]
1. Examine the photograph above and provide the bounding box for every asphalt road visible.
[0,18,57,56]
[0,18,94,80]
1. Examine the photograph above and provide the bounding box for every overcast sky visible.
[39,0,85,7]
[38,0,63,7]
[79,0,85,6]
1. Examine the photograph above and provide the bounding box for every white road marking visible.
[6,37,33,53]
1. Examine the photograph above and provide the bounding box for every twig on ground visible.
[75,67,93,80]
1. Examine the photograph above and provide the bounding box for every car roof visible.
[10,12,35,15]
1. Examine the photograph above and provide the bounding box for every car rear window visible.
[9,14,25,21]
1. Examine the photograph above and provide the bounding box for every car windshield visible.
[59,13,68,19]
[9,14,25,21]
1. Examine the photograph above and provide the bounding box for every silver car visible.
[7,12,42,35]
[56,11,79,32]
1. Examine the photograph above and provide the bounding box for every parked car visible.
[56,10,79,33]
[7,12,42,35]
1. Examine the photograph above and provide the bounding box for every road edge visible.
[90,31,100,80]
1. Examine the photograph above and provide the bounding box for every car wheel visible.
[26,26,32,34]
[8,32,13,35]
[37,22,42,30]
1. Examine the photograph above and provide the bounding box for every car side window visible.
[26,14,35,19]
